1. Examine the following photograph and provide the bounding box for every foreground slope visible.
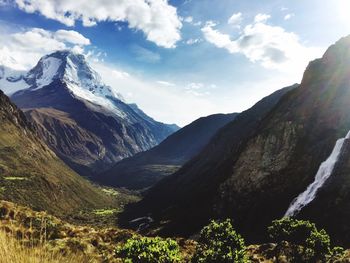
[8,51,178,177]
[100,113,238,190]
[123,84,297,234]
[130,36,350,245]
[0,90,113,216]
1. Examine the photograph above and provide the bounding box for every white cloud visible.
[228,12,242,27]
[13,0,182,48]
[0,27,91,70]
[201,14,323,75]
[186,38,201,45]
[254,13,271,23]
[157,80,175,86]
[284,13,295,20]
[92,62,219,126]
[184,16,193,23]
[184,82,212,97]
[54,30,91,45]
[193,21,202,26]
[112,70,130,79]
[71,45,84,54]
[186,82,203,90]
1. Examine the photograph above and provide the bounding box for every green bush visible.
[192,219,248,263]
[115,236,181,263]
[268,218,331,262]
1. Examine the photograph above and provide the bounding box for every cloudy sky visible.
[0,0,350,126]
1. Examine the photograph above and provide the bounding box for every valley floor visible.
[1,199,350,262]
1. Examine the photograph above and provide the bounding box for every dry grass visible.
[0,200,198,262]
[0,231,91,263]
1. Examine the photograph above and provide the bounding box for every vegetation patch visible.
[115,236,182,263]
[267,217,345,262]
[0,200,195,262]
[101,188,119,197]
[3,176,28,181]
[192,219,248,263]
[93,208,118,216]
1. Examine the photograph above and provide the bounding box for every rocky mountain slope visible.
[127,36,350,245]
[7,51,178,177]
[122,84,297,234]
[0,90,114,217]
[99,113,238,190]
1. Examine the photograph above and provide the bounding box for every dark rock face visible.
[130,36,350,244]
[215,36,350,243]
[0,90,33,131]
[123,84,297,236]
[10,51,178,177]
[99,113,238,190]
[0,90,113,216]
[299,138,350,246]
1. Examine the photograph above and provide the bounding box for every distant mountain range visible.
[99,112,238,189]
[1,51,178,177]
[0,90,113,217]
[125,36,350,245]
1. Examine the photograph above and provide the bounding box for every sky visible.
[0,0,350,126]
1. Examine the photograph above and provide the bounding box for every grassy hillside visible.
[0,90,115,218]
[0,200,196,262]
[0,231,89,263]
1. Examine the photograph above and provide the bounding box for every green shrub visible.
[192,219,248,263]
[115,236,181,263]
[268,218,331,262]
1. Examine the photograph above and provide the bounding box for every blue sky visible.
[0,0,350,126]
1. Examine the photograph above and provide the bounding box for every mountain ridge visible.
[8,50,178,177]
[0,89,114,217]
[99,112,238,189]
[129,35,350,245]
[120,83,298,236]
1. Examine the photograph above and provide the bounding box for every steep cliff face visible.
[125,36,350,243]
[10,51,178,177]
[216,35,350,242]
[0,90,114,217]
[99,113,238,190]
[122,84,297,236]
[298,133,350,245]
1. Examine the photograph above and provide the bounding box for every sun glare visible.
[337,0,350,23]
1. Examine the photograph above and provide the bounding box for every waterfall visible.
[284,130,350,217]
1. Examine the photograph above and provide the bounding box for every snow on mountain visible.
[30,56,62,90]
[0,65,29,95]
[4,50,129,118]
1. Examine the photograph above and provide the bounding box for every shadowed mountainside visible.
[99,113,238,190]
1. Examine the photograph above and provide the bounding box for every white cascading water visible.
[284,130,350,217]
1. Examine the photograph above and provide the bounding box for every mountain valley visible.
[1,6,350,261]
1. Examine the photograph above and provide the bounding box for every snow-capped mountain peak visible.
[8,50,128,117]
[25,50,123,100]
